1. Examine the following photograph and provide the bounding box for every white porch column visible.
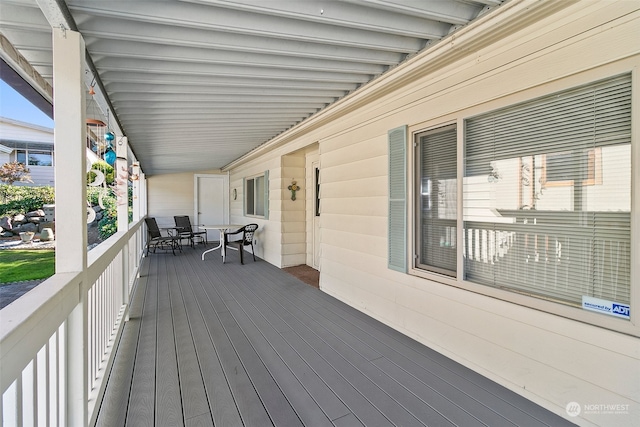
[132,164,141,221]
[115,137,131,316]
[52,27,88,427]
[116,136,129,232]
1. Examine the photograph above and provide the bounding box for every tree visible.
[0,161,32,185]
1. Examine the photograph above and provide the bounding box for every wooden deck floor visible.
[96,247,575,427]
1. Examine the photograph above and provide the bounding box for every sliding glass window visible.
[415,124,457,276]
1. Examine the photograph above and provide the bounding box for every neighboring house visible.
[148,2,638,424]
[0,116,101,186]
[0,117,55,186]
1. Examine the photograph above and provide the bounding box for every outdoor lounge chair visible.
[145,217,181,255]
[223,223,258,264]
[174,215,207,247]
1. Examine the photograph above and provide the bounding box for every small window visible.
[15,149,53,166]
[16,150,27,164]
[245,172,267,217]
[28,150,53,166]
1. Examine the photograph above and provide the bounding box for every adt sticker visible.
[582,296,630,319]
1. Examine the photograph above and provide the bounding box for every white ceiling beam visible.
[104,82,347,98]
[109,92,337,104]
[78,19,404,65]
[0,3,54,32]
[0,32,52,104]
[86,40,385,75]
[93,57,370,83]
[113,105,314,114]
[67,2,424,53]
[181,0,450,38]
[340,0,482,24]
[101,72,357,91]
[118,113,309,122]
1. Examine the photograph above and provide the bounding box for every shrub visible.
[0,184,55,216]
[1,183,129,242]
[87,187,118,240]
[0,161,32,185]
[87,160,115,186]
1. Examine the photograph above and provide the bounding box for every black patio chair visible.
[174,215,207,248]
[223,223,258,264]
[145,217,181,255]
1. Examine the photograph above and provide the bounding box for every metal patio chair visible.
[223,223,258,264]
[145,217,181,255]
[174,215,207,247]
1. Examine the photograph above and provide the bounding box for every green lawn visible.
[0,250,55,284]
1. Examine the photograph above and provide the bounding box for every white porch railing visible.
[0,219,146,426]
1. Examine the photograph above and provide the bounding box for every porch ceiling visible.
[1,0,502,175]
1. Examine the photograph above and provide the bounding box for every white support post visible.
[141,173,147,218]
[52,27,88,427]
[115,137,130,315]
[132,164,141,221]
[116,137,129,232]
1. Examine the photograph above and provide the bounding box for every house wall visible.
[229,157,282,266]
[226,2,640,425]
[147,169,221,228]
[281,152,306,267]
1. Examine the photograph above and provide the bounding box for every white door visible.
[195,175,228,242]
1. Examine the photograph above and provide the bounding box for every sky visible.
[0,79,54,128]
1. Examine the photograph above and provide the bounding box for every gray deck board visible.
[185,264,273,426]
[217,277,352,422]
[97,248,576,427]
[214,264,422,426]
[155,259,184,426]
[174,257,244,426]
[166,256,212,422]
[126,255,158,427]
[217,263,440,427]
[254,264,574,427]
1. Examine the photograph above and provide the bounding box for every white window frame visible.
[406,72,638,336]
[16,149,54,167]
[244,172,267,218]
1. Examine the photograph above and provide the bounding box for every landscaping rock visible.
[13,222,38,234]
[1,231,13,238]
[29,217,42,224]
[13,214,26,223]
[26,209,45,218]
[0,217,12,230]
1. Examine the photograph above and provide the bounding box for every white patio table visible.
[200,224,243,261]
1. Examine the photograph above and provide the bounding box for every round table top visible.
[199,224,243,230]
